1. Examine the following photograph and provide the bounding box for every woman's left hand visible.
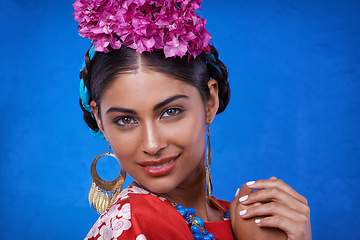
[239,177,312,240]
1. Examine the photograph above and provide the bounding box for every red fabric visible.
[85,186,234,240]
[205,198,233,240]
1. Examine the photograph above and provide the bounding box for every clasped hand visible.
[229,177,312,240]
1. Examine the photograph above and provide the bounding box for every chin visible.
[140,177,180,195]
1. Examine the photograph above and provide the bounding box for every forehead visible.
[100,69,202,108]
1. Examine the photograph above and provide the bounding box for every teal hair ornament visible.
[90,128,105,139]
[207,53,222,75]
[79,45,105,139]
[79,79,92,113]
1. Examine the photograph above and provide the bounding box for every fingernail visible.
[246,181,255,186]
[255,219,261,224]
[239,209,247,216]
[235,188,240,197]
[239,195,248,202]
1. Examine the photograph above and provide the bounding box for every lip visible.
[138,154,180,177]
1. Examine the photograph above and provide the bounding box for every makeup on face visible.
[97,69,208,194]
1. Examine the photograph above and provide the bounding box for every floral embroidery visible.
[117,203,131,219]
[86,223,99,238]
[98,224,112,240]
[111,204,132,238]
[85,186,156,239]
[136,234,147,240]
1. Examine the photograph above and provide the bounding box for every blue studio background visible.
[0,0,359,239]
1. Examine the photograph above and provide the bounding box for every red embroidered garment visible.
[85,186,234,240]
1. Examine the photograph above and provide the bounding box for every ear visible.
[205,79,219,125]
[90,101,106,137]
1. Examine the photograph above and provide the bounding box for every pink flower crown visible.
[73,0,212,58]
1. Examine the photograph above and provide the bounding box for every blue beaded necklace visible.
[134,182,229,240]
[174,203,230,240]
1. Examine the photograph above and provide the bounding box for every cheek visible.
[171,112,206,152]
[106,131,140,164]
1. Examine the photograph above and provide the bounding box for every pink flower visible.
[164,36,188,58]
[73,0,211,58]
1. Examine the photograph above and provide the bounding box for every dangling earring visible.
[89,145,126,214]
[205,125,226,212]
[206,125,213,200]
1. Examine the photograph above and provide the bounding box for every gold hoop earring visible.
[89,145,126,214]
[206,125,213,200]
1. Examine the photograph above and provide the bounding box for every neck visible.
[165,159,207,203]
[165,160,212,221]
[134,156,223,222]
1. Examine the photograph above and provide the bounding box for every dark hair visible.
[79,45,230,133]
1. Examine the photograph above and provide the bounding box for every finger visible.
[239,201,309,224]
[239,187,309,215]
[229,184,254,230]
[245,179,308,205]
[230,183,254,214]
[230,187,240,210]
[232,183,254,206]
[255,215,308,240]
[246,178,305,203]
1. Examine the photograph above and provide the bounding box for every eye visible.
[115,116,138,126]
[161,107,183,118]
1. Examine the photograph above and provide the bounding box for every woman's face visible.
[91,69,219,194]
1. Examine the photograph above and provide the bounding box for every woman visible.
[74,0,311,239]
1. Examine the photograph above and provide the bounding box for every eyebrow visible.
[153,95,189,111]
[106,107,137,115]
[105,94,189,115]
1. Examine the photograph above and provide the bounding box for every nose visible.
[142,122,167,156]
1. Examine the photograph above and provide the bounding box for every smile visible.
[146,159,175,169]
[139,154,179,177]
